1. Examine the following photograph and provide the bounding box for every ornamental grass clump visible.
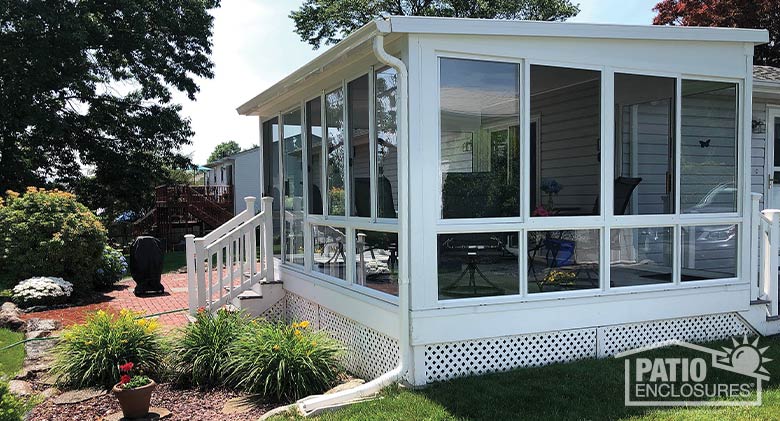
[171,308,250,388]
[224,320,343,402]
[50,309,166,389]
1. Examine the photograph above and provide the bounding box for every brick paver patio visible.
[20,273,192,328]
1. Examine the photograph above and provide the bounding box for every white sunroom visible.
[189,16,775,389]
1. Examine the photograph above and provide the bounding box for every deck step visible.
[766,315,780,322]
[751,299,772,305]
[236,290,264,300]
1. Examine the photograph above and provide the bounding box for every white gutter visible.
[296,15,412,416]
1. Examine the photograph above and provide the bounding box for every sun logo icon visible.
[718,336,772,377]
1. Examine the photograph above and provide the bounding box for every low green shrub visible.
[223,320,343,402]
[171,308,249,388]
[0,187,107,291]
[94,245,128,289]
[50,309,166,389]
[0,380,31,421]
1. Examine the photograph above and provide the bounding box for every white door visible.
[769,110,780,209]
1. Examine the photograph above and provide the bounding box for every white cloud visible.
[177,0,660,164]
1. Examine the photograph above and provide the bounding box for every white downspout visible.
[296,17,411,416]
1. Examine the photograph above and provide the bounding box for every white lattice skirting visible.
[261,292,400,380]
[424,313,754,383]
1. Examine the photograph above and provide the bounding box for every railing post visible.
[244,197,257,278]
[763,209,780,317]
[262,196,275,282]
[751,193,762,300]
[185,234,197,315]
[194,237,207,309]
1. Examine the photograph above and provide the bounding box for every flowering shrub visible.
[51,309,165,389]
[0,187,107,292]
[117,362,152,389]
[12,277,73,308]
[223,320,342,401]
[94,246,128,289]
[171,308,249,388]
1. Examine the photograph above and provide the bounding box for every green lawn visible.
[162,250,186,274]
[0,329,24,377]
[273,336,780,421]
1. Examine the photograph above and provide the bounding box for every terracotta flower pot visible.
[112,379,156,419]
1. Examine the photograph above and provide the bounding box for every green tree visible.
[0,0,221,207]
[208,140,242,163]
[291,0,580,49]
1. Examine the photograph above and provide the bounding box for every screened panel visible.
[326,88,346,216]
[610,227,673,287]
[355,230,399,296]
[530,65,601,217]
[312,225,346,280]
[681,225,738,280]
[438,232,519,299]
[262,118,281,258]
[614,73,675,215]
[527,229,600,293]
[282,109,304,266]
[349,75,371,217]
[307,97,324,215]
[376,66,399,219]
[439,58,521,219]
[680,81,738,214]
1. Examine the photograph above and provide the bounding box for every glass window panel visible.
[349,75,371,217]
[610,227,673,287]
[376,66,398,219]
[681,225,737,281]
[527,229,600,293]
[614,74,676,215]
[307,97,323,215]
[355,230,398,296]
[439,58,520,219]
[437,232,519,299]
[325,89,345,216]
[282,109,304,266]
[262,118,281,258]
[530,65,601,217]
[312,225,346,280]
[681,81,738,214]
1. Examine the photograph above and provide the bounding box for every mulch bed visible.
[27,383,276,421]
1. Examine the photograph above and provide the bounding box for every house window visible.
[262,118,281,258]
[376,66,399,219]
[307,97,324,215]
[439,58,521,219]
[527,229,600,293]
[610,227,673,287]
[312,224,346,280]
[614,73,676,215]
[355,229,398,296]
[326,88,346,216]
[530,65,601,217]
[348,75,371,217]
[282,108,304,266]
[681,224,738,281]
[680,81,738,214]
[437,232,519,299]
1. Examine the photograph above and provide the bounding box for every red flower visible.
[119,362,134,373]
[197,306,206,314]
[119,375,131,385]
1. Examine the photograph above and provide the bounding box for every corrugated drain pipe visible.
[296,16,411,416]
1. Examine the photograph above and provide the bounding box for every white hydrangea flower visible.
[13,276,73,304]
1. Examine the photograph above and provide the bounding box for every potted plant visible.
[112,362,156,419]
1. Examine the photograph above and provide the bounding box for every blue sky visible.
[179,0,660,164]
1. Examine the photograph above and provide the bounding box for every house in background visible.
[205,147,262,214]
[752,66,780,211]
[187,16,780,395]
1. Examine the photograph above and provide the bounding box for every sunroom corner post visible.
[742,47,756,293]
[262,196,275,282]
[185,234,197,314]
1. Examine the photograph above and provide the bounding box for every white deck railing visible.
[753,193,780,318]
[185,196,275,314]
